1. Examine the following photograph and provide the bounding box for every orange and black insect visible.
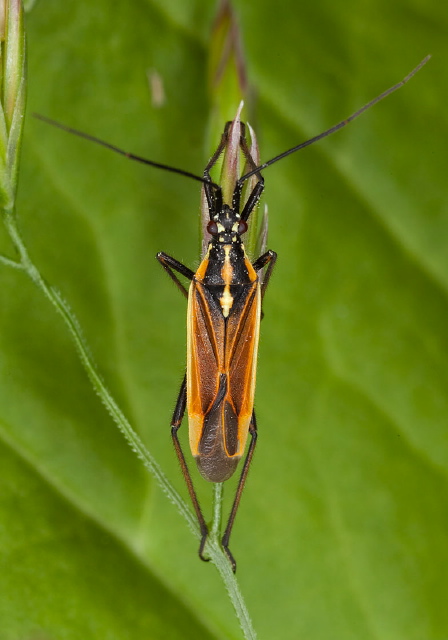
[34,55,428,572]
[156,116,276,571]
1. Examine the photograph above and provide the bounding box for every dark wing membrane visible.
[187,280,225,454]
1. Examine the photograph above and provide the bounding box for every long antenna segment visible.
[240,55,430,183]
[32,113,219,189]
[34,55,430,188]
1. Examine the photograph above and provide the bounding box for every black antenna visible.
[32,113,219,189]
[239,55,430,184]
[34,56,429,192]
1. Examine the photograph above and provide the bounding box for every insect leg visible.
[253,250,277,300]
[221,411,258,573]
[233,127,264,217]
[202,123,231,214]
[156,252,194,299]
[238,180,265,223]
[203,121,231,177]
[171,375,210,562]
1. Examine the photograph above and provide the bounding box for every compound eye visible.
[237,220,248,235]
[207,220,219,235]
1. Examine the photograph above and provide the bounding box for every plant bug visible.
[34,55,429,572]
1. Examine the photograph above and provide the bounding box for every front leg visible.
[252,249,277,301]
[157,252,194,299]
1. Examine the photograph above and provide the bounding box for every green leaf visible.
[0,438,216,639]
[1,0,446,638]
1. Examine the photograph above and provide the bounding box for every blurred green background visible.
[0,0,446,638]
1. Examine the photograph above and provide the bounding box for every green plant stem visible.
[208,483,257,639]
[1,206,257,640]
[211,482,224,538]
[0,253,23,268]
